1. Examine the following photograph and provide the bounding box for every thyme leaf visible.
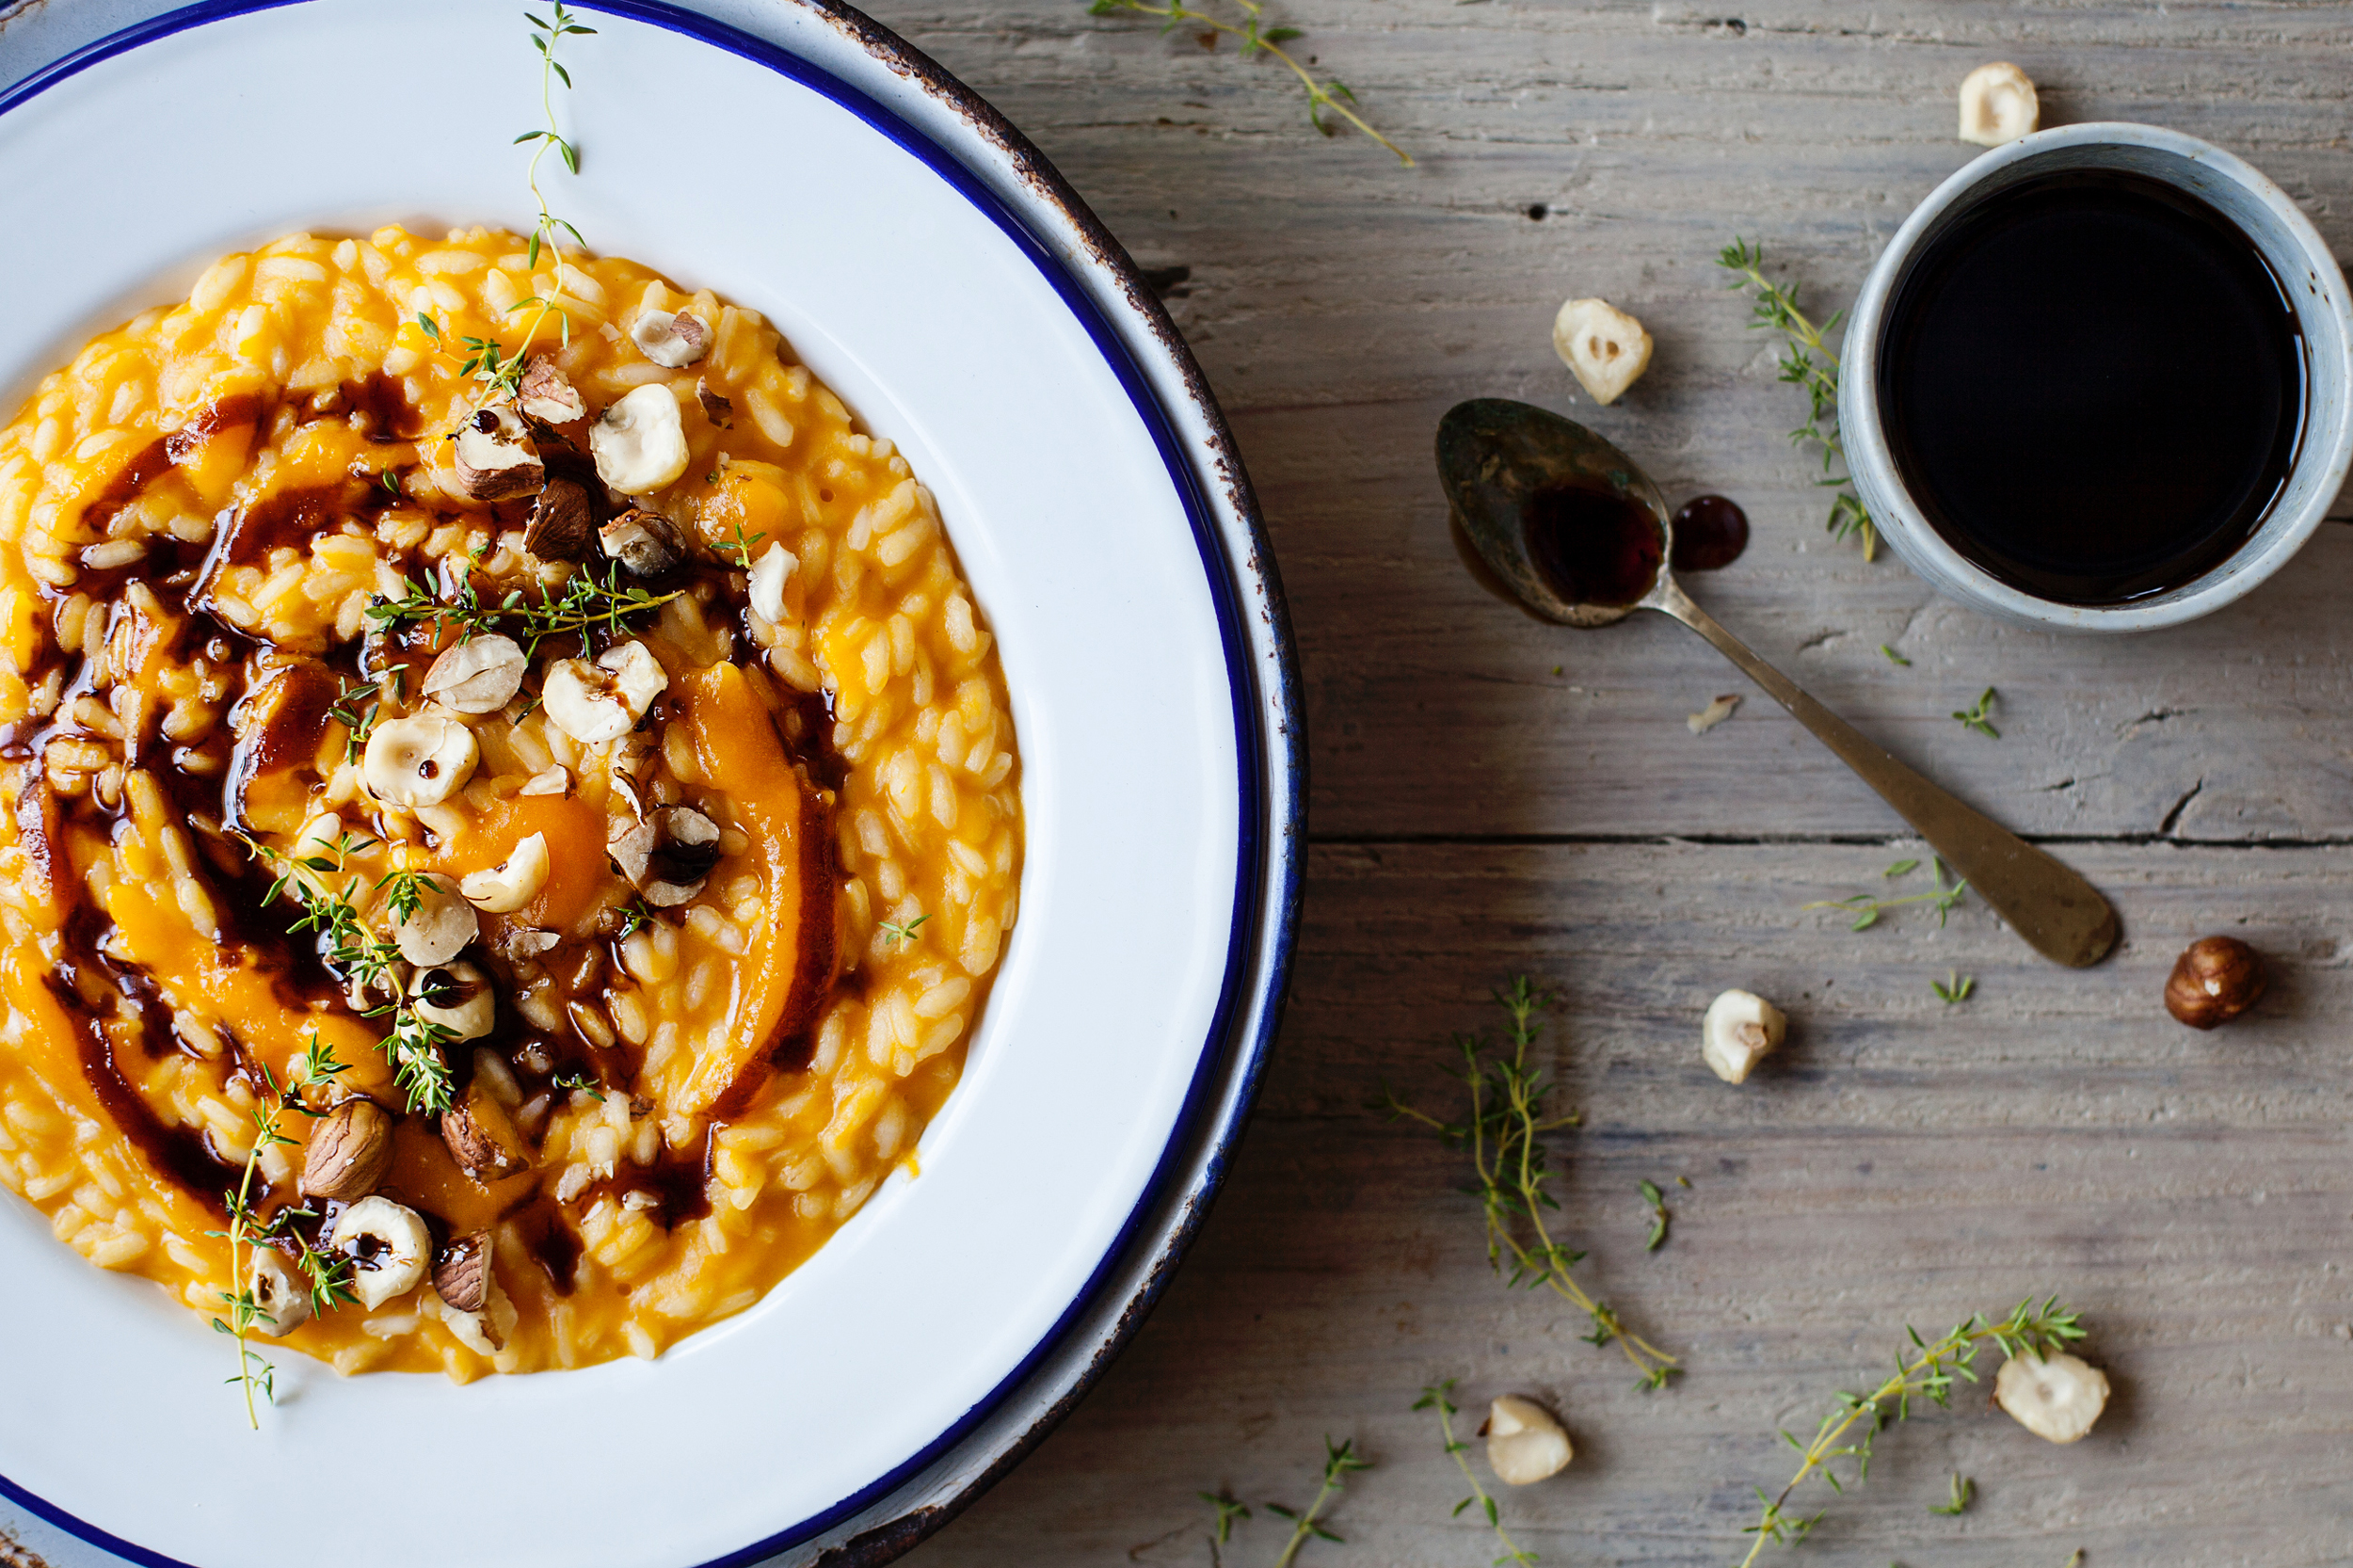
[1414,1381,1537,1565]
[1719,239,1878,559]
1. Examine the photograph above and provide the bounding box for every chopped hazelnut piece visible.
[517,356,588,427]
[517,763,570,797]
[630,308,711,368]
[299,1097,393,1201]
[748,542,796,624]
[613,806,723,904]
[432,1231,493,1313]
[390,872,478,967]
[362,712,479,808]
[441,1080,532,1184]
[696,377,733,428]
[599,506,686,579]
[248,1248,312,1336]
[542,639,668,744]
[1959,61,2039,148]
[525,477,597,563]
[1484,1395,1574,1485]
[1553,296,1654,406]
[410,961,496,1042]
[421,633,527,714]
[1702,988,1786,1084]
[1995,1351,2109,1443]
[591,383,691,495]
[460,831,551,913]
[452,406,546,501]
[331,1195,431,1310]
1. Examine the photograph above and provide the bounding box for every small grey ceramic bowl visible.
[1840,122,2353,632]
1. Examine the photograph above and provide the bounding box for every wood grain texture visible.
[860,4,2353,1565]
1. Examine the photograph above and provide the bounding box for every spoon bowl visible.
[1437,397,2120,968]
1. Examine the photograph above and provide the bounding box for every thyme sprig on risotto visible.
[879,912,931,949]
[208,1037,354,1429]
[365,562,679,658]
[242,835,457,1114]
[1737,1296,2087,1566]
[1718,240,1877,559]
[1415,1382,1537,1567]
[1378,978,1680,1391]
[1086,0,1412,166]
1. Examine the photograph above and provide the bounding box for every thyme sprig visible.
[1379,978,1679,1391]
[1929,1471,1976,1516]
[207,1037,353,1429]
[1737,1296,2087,1566]
[1932,970,1976,1005]
[879,912,931,949]
[1267,1437,1371,1567]
[1719,240,1877,559]
[1087,0,1412,166]
[1414,1382,1537,1567]
[1803,856,1968,933]
[243,835,456,1113]
[1638,1178,1671,1252]
[1951,686,2000,739]
[364,561,679,658]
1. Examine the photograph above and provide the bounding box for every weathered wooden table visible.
[874,4,2353,1564]
[6,6,2349,1568]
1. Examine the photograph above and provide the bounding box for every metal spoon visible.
[1437,397,2118,968]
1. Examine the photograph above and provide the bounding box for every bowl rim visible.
[0,3,1305,1564]
[1838,120,2353,632]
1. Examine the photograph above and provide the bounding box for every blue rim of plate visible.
[0,2,1305,1564]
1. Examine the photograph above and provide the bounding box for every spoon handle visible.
[1653,581,2119,968]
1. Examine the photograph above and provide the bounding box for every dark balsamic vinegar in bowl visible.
[1879,168,2307,605]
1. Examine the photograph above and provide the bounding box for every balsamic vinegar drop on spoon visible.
[1879,167,2307,605]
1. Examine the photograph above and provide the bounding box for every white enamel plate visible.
[0,3,1300,1565]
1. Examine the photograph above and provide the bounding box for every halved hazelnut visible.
[541,639,668,744]
[421,633,527,715]
[331,1195,430,1310]
[460,831,550,914]
[599,506,686,579]
[452,406,546,501]
[390,872,478,967]
[517,763,570,797]
[440,1079,532,1183]
[411,961,496,1042]
[611,805,722,904]
[524,477,596,563]
[696,377,733,428]
[590,384,690,495]
[432,1230,493,1313]
[362,712,478,808]
[1959,61,2039,148]
[1553,297,1654,406]
[1485,1395,1574,1485]
[248,1247,312,1336]
[299,1097,393,1201]
[517,357,588,427]
[1995,1351,2109,1443]
[748,542,796,624]
[630,308,711,368]
[1702,988,1786,1084]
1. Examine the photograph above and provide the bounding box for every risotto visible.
[0,227,1021,1381]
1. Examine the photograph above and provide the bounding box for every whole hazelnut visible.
[2164,936,2265,1029]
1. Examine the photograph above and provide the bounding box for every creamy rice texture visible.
[0,227,1020,1379]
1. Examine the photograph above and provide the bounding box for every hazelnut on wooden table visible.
[1552,296,1654,406]
[299,1097,393,1201]
[1483,1395,1573,1484]
[1702,988,1786,1084]
[631,307,712,368]
[1995,1350,2109,1443]
[1958,62,2039,147]
[331,1195,431,1310]
[2165,936,2265,1028]
[248,1248,312,1336]
[452,406,546,501]
[421,633,527,714]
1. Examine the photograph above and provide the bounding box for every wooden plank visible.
[879,0,2353,841]
[921,840,2353,1565]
